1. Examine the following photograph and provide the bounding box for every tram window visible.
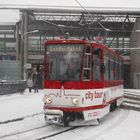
[118,63,120,80]
[114,57,119,80]
[110,59,114,80]
[119,62,123,80]
[116,60,119,80]
[93,48,102,80]
[86,45,91,53]
[84,54,91,68]
[118,61,121,80]
[115,61,118,80]
[104,51,108,80]
[93,48,102,58]
[117,63,119,80]
[113,61,116,80]
[114,57,121,80]
[108,59,110,80]
[83,69,91,80]
[119,63,121,80]
[104,56,109,80]
[121,63,123,80]
[45,44,83,81]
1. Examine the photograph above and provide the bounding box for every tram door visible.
[83,45,92,81]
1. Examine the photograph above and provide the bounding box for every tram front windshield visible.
[45,44,83,81]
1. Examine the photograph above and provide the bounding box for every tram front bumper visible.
[44,109,63,124]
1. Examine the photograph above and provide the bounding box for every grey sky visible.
[0,0,140,22]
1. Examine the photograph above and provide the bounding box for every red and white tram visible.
[43,39,123,126]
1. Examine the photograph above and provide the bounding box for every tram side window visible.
[121,62,123,80]
[110,59,114,80]
[104,53,110,80]
[111,57,120,80]
[118,62,121,80]
[83,45,91,81]
[118,61,121,80]
[113,60,116,80]
[114,57,120,80]
[115,59,119,80]
[93,48,102,80]
[119,62,123,80]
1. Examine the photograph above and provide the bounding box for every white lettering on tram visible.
[85,91,103,101]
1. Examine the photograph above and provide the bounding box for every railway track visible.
[1,123,79,140]
[0,113,45,139]
[35,126,79,140]
[0,111,81,140]
[0,112,43,125]
[0,109,129,140]
[0,125,47,139]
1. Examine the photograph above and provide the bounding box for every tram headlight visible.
[72,98,79,105]
[43,95,52,104]
[46,97,52,104]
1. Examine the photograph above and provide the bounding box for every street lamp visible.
[22,29,39,39]
[22,29,39,80]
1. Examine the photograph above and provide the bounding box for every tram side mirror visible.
[100,63,105,73]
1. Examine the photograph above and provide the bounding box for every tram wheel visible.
[63,113,70,126]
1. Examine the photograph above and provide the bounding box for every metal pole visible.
[23,11,28,80]
[16,22,20,60]
[20,13,24,80]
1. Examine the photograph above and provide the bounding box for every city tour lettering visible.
[85,91,103,101]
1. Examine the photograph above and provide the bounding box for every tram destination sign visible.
[47,44,82,52]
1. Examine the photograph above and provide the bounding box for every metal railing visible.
[0,80,26,95]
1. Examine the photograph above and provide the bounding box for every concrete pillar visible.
[23,11,28,80]
[16,22,20,60]
[20,13,24,80]
[20,11,29,80]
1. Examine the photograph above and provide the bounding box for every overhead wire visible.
[74,0,111,41]
[74,0,140,53]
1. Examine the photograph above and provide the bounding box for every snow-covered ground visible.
[0,89,140,140]
[0,89,44,122]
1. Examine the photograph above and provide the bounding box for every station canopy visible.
[18,6,140,41]
[1,3,140,48]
